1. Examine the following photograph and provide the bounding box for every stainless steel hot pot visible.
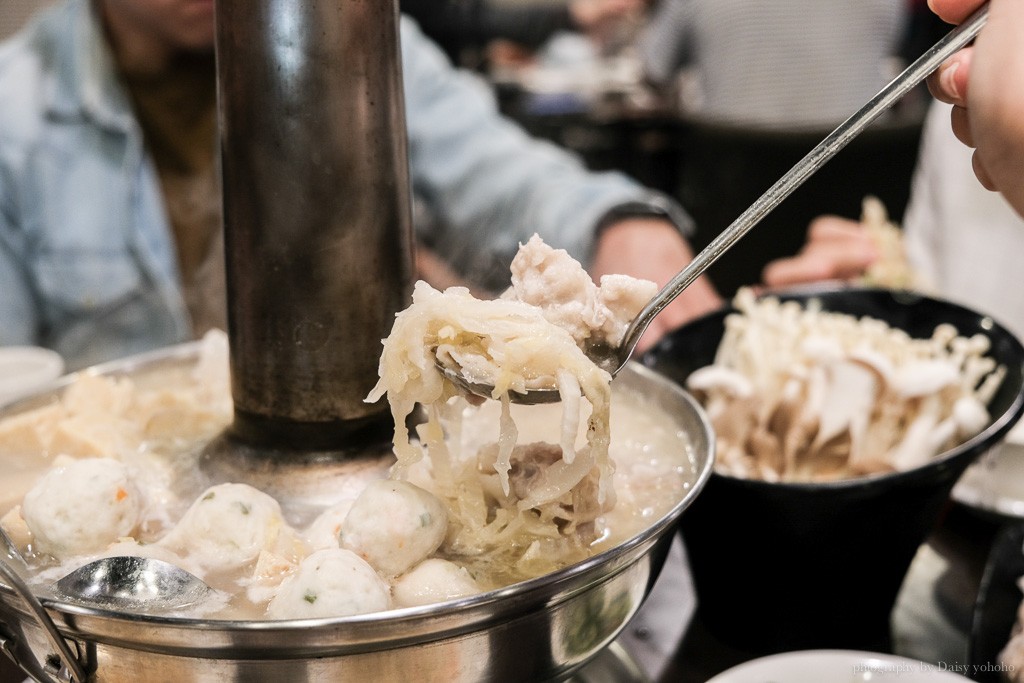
[0,346,713,683]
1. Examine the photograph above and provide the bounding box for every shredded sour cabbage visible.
[366,235,657,570]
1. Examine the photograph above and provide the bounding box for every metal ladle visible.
[53,556,213,612]
[1,528,214,683]
[440,3,989,406]
[1,524,212,613]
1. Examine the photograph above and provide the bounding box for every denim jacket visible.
[0,0,663,370]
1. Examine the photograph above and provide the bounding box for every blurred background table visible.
[491,43,688,202]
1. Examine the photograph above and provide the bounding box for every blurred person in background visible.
[400,0,645,68]
[0,0,720,371]
[627,0,920,299]
[636,0,910,130]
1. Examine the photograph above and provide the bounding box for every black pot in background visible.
[643,287,1024,655]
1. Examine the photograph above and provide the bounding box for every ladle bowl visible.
[53,557,214,613]
[0,342,714,683]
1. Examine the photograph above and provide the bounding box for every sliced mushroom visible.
[813,359,879,450]
[891,360,959,398]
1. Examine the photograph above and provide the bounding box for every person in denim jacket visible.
[0,0,719,371]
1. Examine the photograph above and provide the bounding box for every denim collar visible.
[44,0,137,135]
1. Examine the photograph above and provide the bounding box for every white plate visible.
[0,346,64,406]
[707,650,973,683]
[953,422,1024,518]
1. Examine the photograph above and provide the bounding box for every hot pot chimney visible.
[205,0,412,494]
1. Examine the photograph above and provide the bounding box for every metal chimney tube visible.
[214,0,413,451]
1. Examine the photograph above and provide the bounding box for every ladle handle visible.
[0,528,86,683]
[617,3,989,363]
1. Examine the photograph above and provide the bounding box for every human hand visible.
[486,40,537,70]
[761,216,879,289]
[589,218,722,352]
[927,0,1024,217]
[415,246,492,300]
[569,0,644,48]
[928,0,985,24]
[569,0,644,30]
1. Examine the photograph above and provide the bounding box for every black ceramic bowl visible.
[643,287,1024,655]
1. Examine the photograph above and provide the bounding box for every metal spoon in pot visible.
[438,4,989,406]
[54,556,213,612]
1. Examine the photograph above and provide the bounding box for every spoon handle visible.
[617,3,989,363]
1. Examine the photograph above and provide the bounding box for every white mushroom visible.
[849,347,896,387]
[686,365,754,399]
[812,359,879,451]
[799,335,844,363]
[952,395,990,440]
[689,289,1007,482]
[891,359,960,398]
[889,396,951,470]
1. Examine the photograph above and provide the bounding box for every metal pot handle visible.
[0,528,87,682]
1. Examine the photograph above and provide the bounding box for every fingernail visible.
[940,61,962,101]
